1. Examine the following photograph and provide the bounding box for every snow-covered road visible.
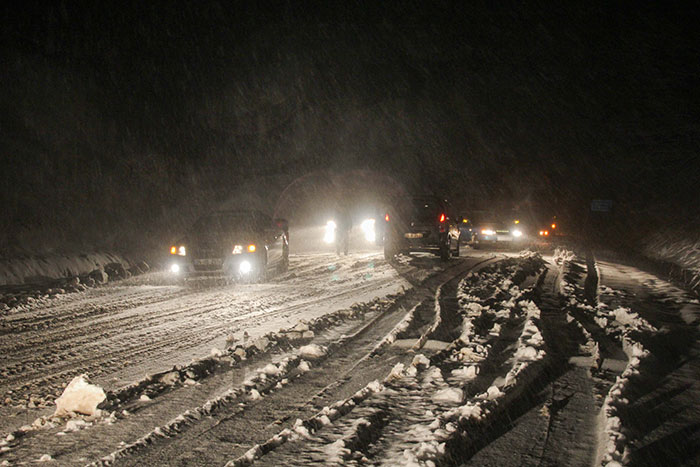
[0,251,436,431]
[1,248,698,466]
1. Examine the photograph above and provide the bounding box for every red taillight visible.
[544,231,549,236]
[439,213,446,223]
[385,213,390,222]
[170,246,177,254]
[551,223,556,229]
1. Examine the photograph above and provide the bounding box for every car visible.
[471,218,528,249]
[168,210,289,283]
[383,195,461,261]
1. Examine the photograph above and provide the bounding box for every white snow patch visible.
[298,360,311,372]
[261,363,281,376]
[411,354,431,368]
[433,387,463,404]
[54,375,106,417]
[451,365,478,381]
[299,344,326,359]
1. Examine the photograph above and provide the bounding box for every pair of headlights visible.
[324,219,376,243]
[479,229,523,237]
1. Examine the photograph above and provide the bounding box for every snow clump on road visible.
[299,344,326,359]
[53,375,106,417]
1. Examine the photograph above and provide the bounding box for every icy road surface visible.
[1,248,698,466]
[0,251,433,430]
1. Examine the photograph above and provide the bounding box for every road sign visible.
[591,199,613,212]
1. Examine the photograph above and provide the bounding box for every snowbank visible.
[0,252,137,286]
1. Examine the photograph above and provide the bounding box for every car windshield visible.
[193,213,266,234]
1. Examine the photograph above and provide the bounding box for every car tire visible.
[439,240,449,261]
[451,238,460,257]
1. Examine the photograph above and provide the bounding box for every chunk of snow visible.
[249,389,261,400]
[65,419,88,432]
[299,344,326,359]
[159,371,179,385]
[451,365,478,381]
[411,354,431,368]
[385,363,405,382]
[433,387,463,404]
[139,394,151,402]
[210,347,224,358]
[53,375,106,417]
[458,403,483,420]
[325,439,348,464]
[38,454,53,462]
[514,346,539,361]
[298,360,311,372]
[261,363,281,376]
[423,367,444,384]
[486,385,504,400]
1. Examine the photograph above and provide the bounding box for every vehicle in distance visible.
[168,210,289,283]
[383,195,461,261]
[471,218,527,249]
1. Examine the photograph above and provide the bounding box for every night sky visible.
[1,1,698,255]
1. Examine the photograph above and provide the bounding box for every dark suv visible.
[383,196,461,261]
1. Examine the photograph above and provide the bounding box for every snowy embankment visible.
[232,252,547,466]
[555,248,657,466]
[0,252,148,311]
[642,230,700,296]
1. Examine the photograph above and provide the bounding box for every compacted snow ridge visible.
[94,356,305,466]
[226,380,386,466]
[370,302,421,356]
[555,251,662,466]
[339,255,546,466]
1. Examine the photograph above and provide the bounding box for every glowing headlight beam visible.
[239,260,252,274]
[170,263,180,274]
[481,229,495,236]
[512,229,523,238]
[360,218,376,243]
[324,220,336,244]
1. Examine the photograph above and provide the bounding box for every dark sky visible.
[1,1,698,252]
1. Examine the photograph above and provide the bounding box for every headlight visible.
[170,245,186,256]
[324,220,337,244]
[361,218,376,242]
[481,229,495,236]
[239,260,252,274]
[232,245,243,254]
[512,229,523,237]
[169,263,180,274]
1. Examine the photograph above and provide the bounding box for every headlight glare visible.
[232,245,243,254]
[324,220,336,244]
[239,260,252,274]
[512,229,523,237]
[361,218,376,242]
